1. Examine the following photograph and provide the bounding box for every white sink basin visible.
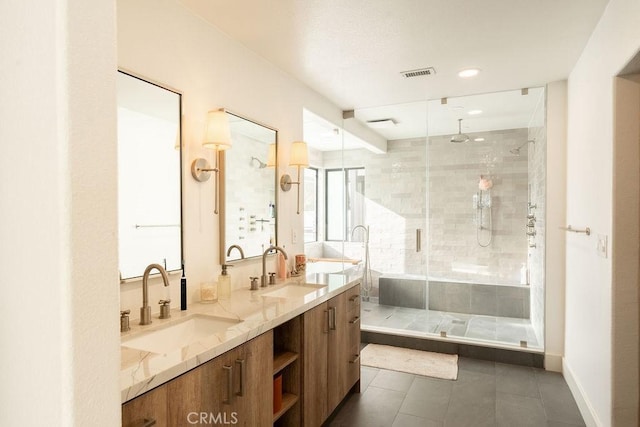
[262,284,327,300]
[121,314,242,355]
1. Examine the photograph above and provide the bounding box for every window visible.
[303,167,318,242]
[326,168,365,241]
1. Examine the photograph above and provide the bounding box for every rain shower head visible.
[451,118,470,143]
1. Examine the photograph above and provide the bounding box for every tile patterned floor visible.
[328,358,586,427]
[361,301,540,350]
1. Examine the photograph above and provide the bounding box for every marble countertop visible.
[120,270,362,403]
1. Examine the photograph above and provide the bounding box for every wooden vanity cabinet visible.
[123,284,360,427]
[236,331,273,425]
[122,383,168,427]
[123,331,273,427]
[303,284,361,426]
[345,284,361,393]
[302,300,329,426]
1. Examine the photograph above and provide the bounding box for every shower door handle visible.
[416,229,422,252]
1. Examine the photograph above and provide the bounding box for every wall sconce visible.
[191,109,232,214]
[280,141,309,214]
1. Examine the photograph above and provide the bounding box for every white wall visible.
[611,74,640,426]
[564,0,640,425]
[117,0,350,316]
[545,80,567,372]
[0,0,120,425]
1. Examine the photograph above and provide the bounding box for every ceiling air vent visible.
[366,119,396,129]
[400,67,436,78]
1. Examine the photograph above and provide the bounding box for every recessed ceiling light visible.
[458,68,480,78]
[468,110,482,115]
[474,137,485,142]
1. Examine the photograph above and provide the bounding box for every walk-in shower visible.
[302,87,546,353]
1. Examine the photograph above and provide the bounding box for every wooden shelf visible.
[272,393,298,423]
[273,351,298,375]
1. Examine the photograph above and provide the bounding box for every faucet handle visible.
[268,272,276,285]
[249,277,259,290]
[120,310,131,332]
[158,300,171,319]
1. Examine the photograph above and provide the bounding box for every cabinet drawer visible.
[348,315,360,344]
[346,284,361,313]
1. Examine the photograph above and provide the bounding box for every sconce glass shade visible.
[289,141,309,167]
[203,109,232,150]
[266,143,276,167]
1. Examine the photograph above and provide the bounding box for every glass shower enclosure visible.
[304,87,546,353]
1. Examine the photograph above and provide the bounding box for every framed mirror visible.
[221,112,277,263]
[117,71,183,280]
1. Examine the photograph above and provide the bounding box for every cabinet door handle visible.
[235,358,246,397]
[349,294,360,302]
[349,354,360,364]
[133,419,156,427]
[323,309,330,333]
[329,306,337,330]
[349,315,360,324]
[223,365,233,404]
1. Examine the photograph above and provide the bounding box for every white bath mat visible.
[360,344,458,380]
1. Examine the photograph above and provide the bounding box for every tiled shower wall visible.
[322,139,428,287]
[317,129,532,292]
[428,129,529,285]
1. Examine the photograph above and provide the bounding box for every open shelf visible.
[273,351,298,375]
[273,393,298,423]
[273,316,302,426]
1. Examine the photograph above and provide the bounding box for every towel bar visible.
[560,225,590,236]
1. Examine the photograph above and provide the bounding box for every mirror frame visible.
[117,69,184,281]
[219,110,278,264]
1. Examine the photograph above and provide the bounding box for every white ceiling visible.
[356,87,546,139]
[303,109,371,151]
[180,0,607,144]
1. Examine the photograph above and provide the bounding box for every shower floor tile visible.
[361,301,540,350]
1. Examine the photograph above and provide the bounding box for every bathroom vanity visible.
[121,273,361,427]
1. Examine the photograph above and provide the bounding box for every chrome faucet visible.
[140,263,170,325]
[261,245,288,287]
[226,244,245,259]
[351,224,370,243]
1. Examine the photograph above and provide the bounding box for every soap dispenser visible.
[218,264,232,300]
